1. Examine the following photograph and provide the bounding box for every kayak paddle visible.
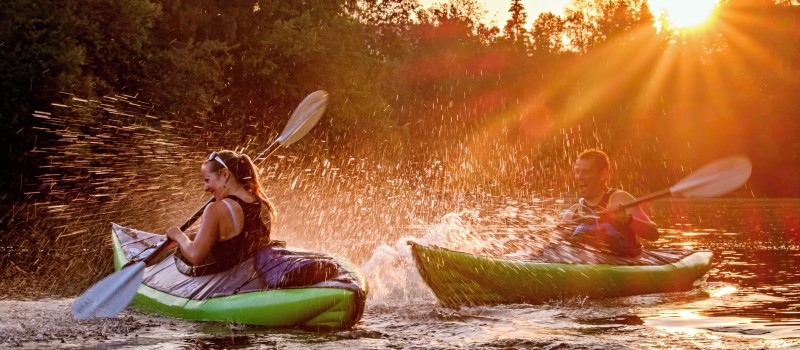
[558,155,752,227]
[71,90,329,320]
[619,154,752,210]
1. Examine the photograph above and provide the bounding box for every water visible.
[2,97,798,348]
[2,199,799,349]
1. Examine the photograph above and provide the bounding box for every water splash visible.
[361,212,477,303]
[361,208,566,303]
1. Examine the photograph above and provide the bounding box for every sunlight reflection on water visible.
[647,312,800,340]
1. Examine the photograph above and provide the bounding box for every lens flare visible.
[650,0,719,30]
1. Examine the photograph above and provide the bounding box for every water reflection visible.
[647,311,799,340]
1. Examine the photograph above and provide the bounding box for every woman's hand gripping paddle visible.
[71,90,329,320]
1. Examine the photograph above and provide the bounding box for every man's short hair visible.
[577,149,610,171]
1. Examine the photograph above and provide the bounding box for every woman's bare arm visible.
[166,202,223,264]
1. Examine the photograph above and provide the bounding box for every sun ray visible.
[649,0,720,31]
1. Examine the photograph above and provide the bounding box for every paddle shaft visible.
[617,188,670,211]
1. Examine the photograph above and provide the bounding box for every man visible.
[560,149,659,257]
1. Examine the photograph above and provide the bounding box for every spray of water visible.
[1,90,615,299]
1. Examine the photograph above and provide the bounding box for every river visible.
[1,198,798,349]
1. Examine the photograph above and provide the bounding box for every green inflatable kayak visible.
[409,241,712,306]
[111,223,367,328]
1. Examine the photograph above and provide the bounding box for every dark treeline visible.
[2,0,799,199]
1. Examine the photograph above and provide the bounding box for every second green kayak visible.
[409,241,713,306]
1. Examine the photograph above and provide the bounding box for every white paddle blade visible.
[670,155,752,198]
[276,90,328,146]
[71,262,145,320]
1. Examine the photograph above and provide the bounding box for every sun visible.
[649,0,720,30]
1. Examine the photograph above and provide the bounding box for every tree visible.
[503,0,529,51]
[0,0,161,201]
[562,0,654,51]
[74,0,162,93]
[0,0,160,125]
[531,12,566,55]
[593,0,653,43]
[563,7,595,52]
[140,40,232,119]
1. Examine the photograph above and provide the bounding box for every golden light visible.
[649,0,720,30]
[708,285,738,298]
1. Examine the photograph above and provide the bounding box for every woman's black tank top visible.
[210,195,270,270]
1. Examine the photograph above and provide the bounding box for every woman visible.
[166,150,276,275]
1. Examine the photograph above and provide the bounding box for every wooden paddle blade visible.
[670,155,752,198]
[71,262,145,320]
[276,90,328,146]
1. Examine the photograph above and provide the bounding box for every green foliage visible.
[73,0,161,92]
[0,0,87,125]
[141,40,232,119]
[0,0,160,126]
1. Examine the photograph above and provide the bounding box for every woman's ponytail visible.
[210,150,278,229]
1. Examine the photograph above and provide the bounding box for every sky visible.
[418,0,574,27]
[417,0,722,33]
